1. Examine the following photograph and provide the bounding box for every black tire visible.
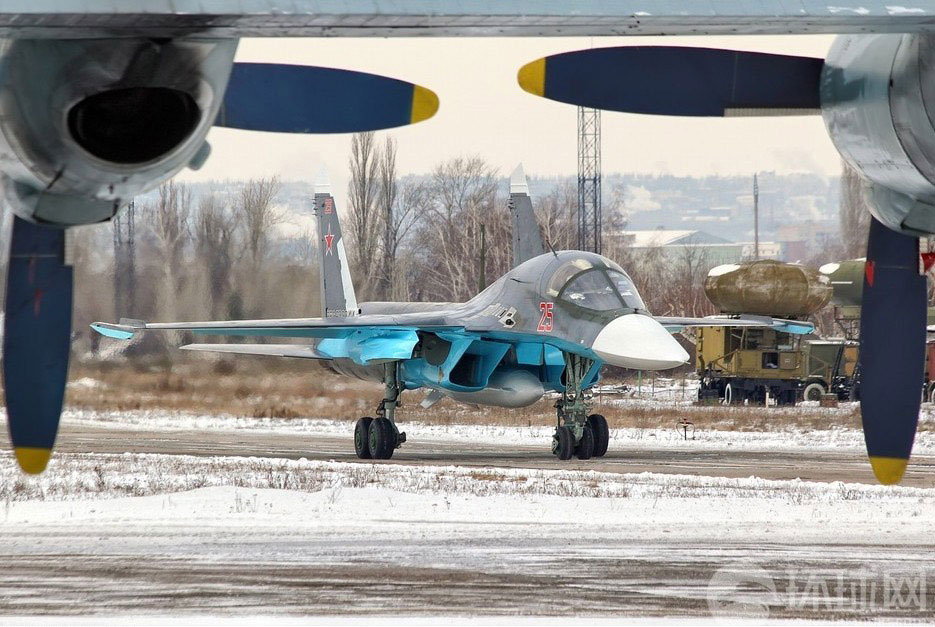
[552,426,574,461]
[368,417,396,460]
[803,382,825,402]
[354,417,373,459]
[575,426,595,460]
[724,382,742,405]
[588,414,609,457]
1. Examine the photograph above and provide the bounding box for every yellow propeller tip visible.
[14,447,52,475]
[517,58,546,97]
[410,85,439,124]
[869,456,908,485]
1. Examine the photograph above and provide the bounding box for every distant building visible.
[614,229,782,266]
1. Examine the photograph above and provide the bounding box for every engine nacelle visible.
[822,34,935,236]
[0,38,237,226]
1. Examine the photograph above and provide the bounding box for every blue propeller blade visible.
[860,217,927,485]
[217,62,439,134]
[3,216,73,474]
[518,46,823,116]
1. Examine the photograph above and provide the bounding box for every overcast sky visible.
[178,34,841,201]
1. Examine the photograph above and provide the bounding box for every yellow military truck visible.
[696,325,859,405]
[695,260,857,405]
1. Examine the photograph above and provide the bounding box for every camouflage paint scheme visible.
[93,178,811,412]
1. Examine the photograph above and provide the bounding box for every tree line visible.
[67,133,872,358]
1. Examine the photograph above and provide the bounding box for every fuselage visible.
[321,250,682,408]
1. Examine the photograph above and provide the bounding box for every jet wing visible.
[655,315,814,335]
[3,2,935,38]
[180,343,331,359]
[92,313,466,366]
[91,312,458,341]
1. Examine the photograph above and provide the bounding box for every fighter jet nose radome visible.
[591,314,689,371]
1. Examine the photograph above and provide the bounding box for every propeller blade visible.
[518,46,823,117]
[218,63,439,134]
[860,217,927,485]
[3,216,73,474]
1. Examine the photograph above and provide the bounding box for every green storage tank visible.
[704,260,832,317]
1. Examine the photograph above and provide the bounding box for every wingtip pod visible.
[517,58,546,97]
[410,85,439,124]
[90,322,135,340]
[14,447,52,475]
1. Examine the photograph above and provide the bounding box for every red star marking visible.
[865,260,875,287]
[324,225,335,255]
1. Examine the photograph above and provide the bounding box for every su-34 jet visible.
[92,167,811,461]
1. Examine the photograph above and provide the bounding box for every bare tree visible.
[839,161,871,258]
[240,177,282,268]
[418,156,502,301]
[536,179,577,251]
[149,181,191,318]
[377,142,428,300]
[195,193,240,319]
[376,137,399,299]
[347,132,381,298]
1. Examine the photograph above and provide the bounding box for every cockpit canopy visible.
[543,257,646,313]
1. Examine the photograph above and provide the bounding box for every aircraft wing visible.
[91,313,458,341]
[180,343,331,359]
[3,2,935,38]
[92,313,466,365]
[655,315,814,335]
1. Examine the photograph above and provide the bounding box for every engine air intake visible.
[68,87,199,164]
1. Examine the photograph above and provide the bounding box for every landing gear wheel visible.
[587,414,609,457]
[354,417,373,459]
[368,417,397,460]
[803,382,825,402]
[575,426,595,460]
[552,426,574,461]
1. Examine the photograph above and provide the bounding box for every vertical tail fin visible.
[509,164,545,267]
[314,185,359,318]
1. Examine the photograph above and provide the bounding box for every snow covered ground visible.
[54,405,935,455]
[0,447,932,620]
[0,408,933,620]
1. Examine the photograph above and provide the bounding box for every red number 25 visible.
[537,302,554,332]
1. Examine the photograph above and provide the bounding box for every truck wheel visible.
[803,382,825,402]
[928,384,935,404]
[724,382,741,405]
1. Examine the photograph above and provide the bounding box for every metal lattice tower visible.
[113,200,136,317]
[577,107,602,253]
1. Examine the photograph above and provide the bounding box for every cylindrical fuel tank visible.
[704,260,832,316]
[818,259,865,307]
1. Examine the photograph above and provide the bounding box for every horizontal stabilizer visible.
[218,63,439,134]
[518,47,823,117]
[181,343,328,359]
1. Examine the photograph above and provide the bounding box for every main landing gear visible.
[354,363,406,460]
[552,353,609,461]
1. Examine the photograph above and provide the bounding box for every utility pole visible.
[577,107,602,253]
[478,223,486,293]
[753,173,760,260]
[113,200,136,317]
